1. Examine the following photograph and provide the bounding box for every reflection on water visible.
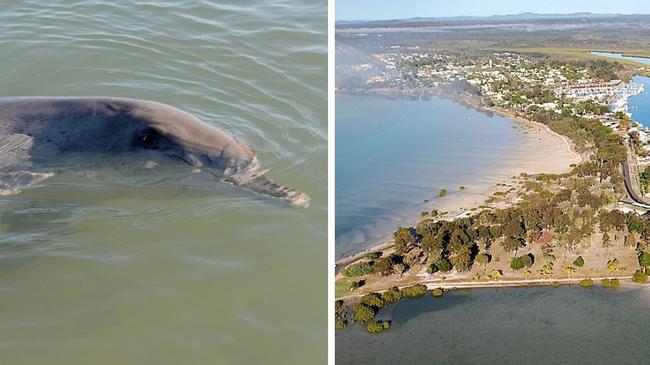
[0,1,326,364]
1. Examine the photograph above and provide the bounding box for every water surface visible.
[336,286,650,364]
[591,51,650,65]
[0,1,326,364]
[629,75,650,126]
[335,94,526,258]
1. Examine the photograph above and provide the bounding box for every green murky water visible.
[0,1,326,364]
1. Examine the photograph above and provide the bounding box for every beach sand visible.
[430,108,583,220]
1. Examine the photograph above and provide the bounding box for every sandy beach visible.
[429,102,584,218]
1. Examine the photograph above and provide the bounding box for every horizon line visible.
[335,11,650,23]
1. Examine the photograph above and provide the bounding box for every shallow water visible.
[336,286,650,364]
[591,51,650,65]
[335,94,527,258]
[0,1,326,364]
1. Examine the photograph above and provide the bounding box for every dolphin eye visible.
[139,128,158,148]
[142,134,156,147]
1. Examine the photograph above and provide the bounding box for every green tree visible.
[367,321,390,333]
[602,231,612,256]
[448,229,470,251]
[372,257,394,276]
[436,258,452,272]
[632,269,648,284]
[521,254,534,267]
[639,251,650,268]
[502,236,524,254]
[426,262,439,274]
[607,258,619,273]
[475,253,490,265]
[381,287,402,304]
[579,278,594,287]
[360,293,384,309]
[511,257,525,271]
[490,225,503,238]
[394,227,412,254]
[353,304,375,323]
[401,284,427,297]
[573,256,585,267]
[503,219,525,238]
[367,322,383,333]
[364,251,381,260]
[449,248,473,272]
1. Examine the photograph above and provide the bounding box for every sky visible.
[336,0,650,21]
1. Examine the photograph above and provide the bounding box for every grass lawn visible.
[336,278,358,299]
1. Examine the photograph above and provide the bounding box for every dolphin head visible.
[126,100,309,207]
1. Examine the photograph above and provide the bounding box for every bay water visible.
[336,285,650,364]
[591,51,650,65]
[629,75,650,126]
[0,1,326,364]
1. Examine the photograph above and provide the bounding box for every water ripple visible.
[0,1,325,363]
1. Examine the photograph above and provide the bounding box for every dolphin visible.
[0,97,310,207]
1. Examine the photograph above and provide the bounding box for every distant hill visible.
[336,12,649,29]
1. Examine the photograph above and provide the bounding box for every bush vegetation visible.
[573,256,585,267]
[579,278,593,287]
[353,304,376,323]
[342,262,373,277]
[601,278,621,289]
[632,270,648,284]
[401,284,427,297]
[367,321,390,333]
[364,252,381,260]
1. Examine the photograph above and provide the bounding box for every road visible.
[622,144,650,206]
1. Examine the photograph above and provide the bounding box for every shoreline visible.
[336,88,584,269]
[337,275,639,301]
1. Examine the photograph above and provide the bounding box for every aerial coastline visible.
[335,46,650,334]
[335,91,587,286]
[336,88,583,265]
[335,10,650,365]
